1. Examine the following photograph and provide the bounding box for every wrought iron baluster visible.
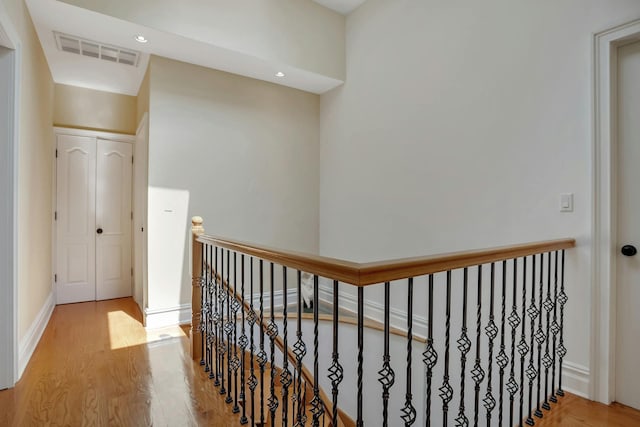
[213,246,219,384]
[379,282,395,427]
[484,263,498,427]
[534,253,545,418]
[556,250,567,398]
[258,260,266,427]
[220,249,227,395]
[526,255,539,426]
[248,257,257,427]
[401,278,416,427]
[280,267,292,426]
[518,258,529,427]
[329,280,344,427]
[357,286,364,427]
[226,249,233,404]
[200,244,206,369]
[550,252,559,404]
[473,265,486,427]
[507,259,520,426]
[497,261,508,426]
[455,269,470,427]
[310,275,324,427]
[239,254,248,425]
[439,271,454,427]
[542,252,553,411]
[267,263,278,425]
[208,245,214,379]
[232,252,240,413]
[294,270,307,427]
[423,274,437,427]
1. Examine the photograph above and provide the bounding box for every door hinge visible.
[132,156,134,164]
[54,211,57,221]
[55,149,58,158]
[131,211,133,220]
[54,274,57,283]
[131,268,133,276]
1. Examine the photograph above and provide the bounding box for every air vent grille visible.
[54,32,140,67]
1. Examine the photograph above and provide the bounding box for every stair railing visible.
[191,216,575,427]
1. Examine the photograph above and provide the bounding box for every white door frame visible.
[0,3,21,388]
[592,18,640,404]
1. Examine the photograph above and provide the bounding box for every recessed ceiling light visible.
[134,35,148,43]
[275,71,285,77]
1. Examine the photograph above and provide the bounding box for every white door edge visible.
[592,18,640,405]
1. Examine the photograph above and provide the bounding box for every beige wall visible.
[136,65,150,126]
[54,83,137,134]
[4,0,54,341]
[146,56,320,310]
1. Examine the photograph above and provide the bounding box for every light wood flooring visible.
[1,298,640,426]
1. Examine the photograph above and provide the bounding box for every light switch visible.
[560,193,573,212]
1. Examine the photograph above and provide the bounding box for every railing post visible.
[191,216,205,361]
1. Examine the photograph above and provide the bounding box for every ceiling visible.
[26,0,359,96]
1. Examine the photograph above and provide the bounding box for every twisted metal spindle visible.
[497,261,508,426]
[239,254,248,424]
[455,268,470,427]
[220,249,227,396]
[200,244,206,368]
[508,259,520,426]
[357,286,364,427]
[484,263,498,426]
[232,252,240,413]
[248,258,257,427]
[329,280,344,426]
[401,278,416,427]
[439,271,454,426]
[378,282,395,427]
[294,271,307,427]
[534,253,545,419]
[542,253,553,411]
[526,255,539,426]
[258,260,266,426]
[556,250,567,398]
[518,257,529,427]
[281,267,292,426]
[267,263,278,425]
[423,274,437,427]
[311,275,324,427]
[225,249,233,404]
[473,265,486,427]
[550,252,559,404]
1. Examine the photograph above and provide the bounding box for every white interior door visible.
[96,139,133,300]
[56,135,97,304]
[615,40,640,410]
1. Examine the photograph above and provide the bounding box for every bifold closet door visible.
[57,136,132,304]
[95,139,133,300]
[56,135,97,304]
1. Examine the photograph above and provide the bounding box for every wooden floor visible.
[1,297,640,426]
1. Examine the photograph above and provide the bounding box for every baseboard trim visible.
[144,304,191,329]
[562,362,590,398]
[18,291,54,379]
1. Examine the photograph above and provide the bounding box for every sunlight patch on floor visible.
[107,309,187,350]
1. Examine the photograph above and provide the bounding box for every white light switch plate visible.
[560,193,573,212]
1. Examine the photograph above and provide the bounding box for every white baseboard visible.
[18,291,54,379]
[144,304,191,329]
[562,361,590,398]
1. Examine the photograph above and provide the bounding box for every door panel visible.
[616,40,640,410]
[96,139,133,300]
[56,135,96,304]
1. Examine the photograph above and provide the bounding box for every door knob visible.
[621,245,637,256]
[97,228,103,234]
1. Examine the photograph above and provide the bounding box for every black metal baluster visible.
[402,278,417,427]
[310,275,324,427]
[497,261,509,426]
[423,274,438,427]
[281,267,292,426]
[220,249,227,396]
[534,253,545,419]
[258,260,266,427]
[248,258,257,427]
[439,271,454,427]
[213,246,219,384]
[556,250,567,398]
[473,266,486,427]
[267,263,278,425]
[294,271,307,427]
[518,258,529,427]
[357,286,364,427]
[526,255,539,426]
[542,252,553,411]
[239,255,248,424]
[200,244,206,369]
[484,263,498,426]
[507,259,521,426]
[379,282,396,427]
[329,280,344,426]
[208,245,215,380]
[455,269,471,427]
[232,252,241,413]
[226,249,233,404]
[549,252,559,404]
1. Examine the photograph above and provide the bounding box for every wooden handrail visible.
[197,234,576,286]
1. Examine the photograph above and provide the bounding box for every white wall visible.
[58,0,345,81]
[146,56,320,313]
[319,0,640,390]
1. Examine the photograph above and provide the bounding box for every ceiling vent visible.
[54,32,140,67]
